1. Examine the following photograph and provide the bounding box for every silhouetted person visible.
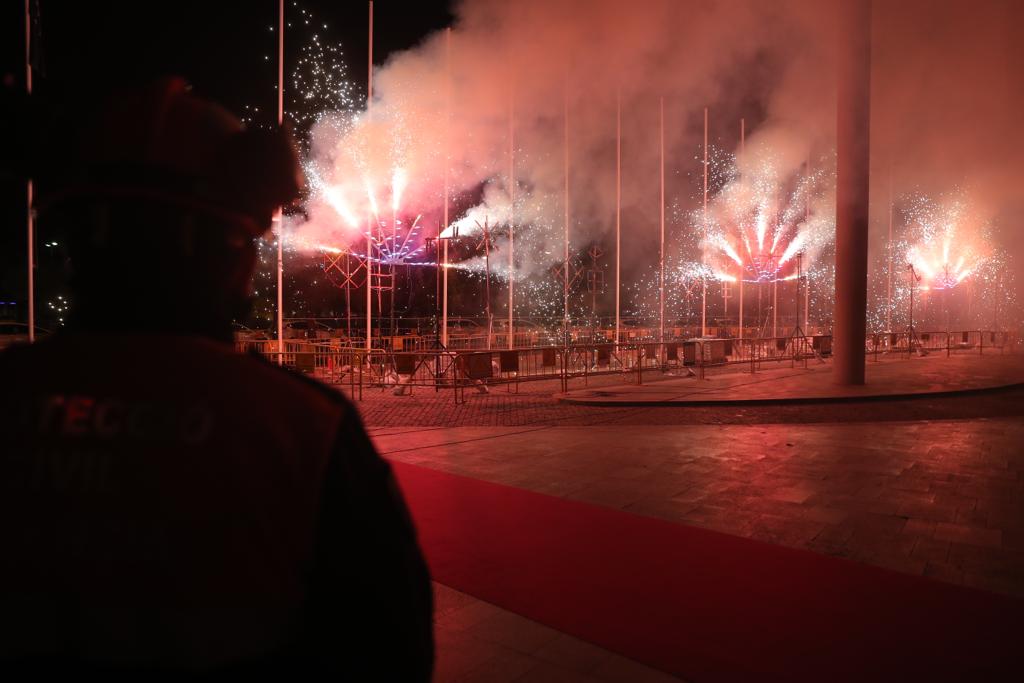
[0,78,433,679]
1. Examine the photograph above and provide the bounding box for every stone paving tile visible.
[911,537,952,565]
[334,364,1024,676]
[591,654,687,683]
[801,505,851,525]
[934,523,1002,548]
[557,353,1024,405]
[379,419,1024,598]
[349,373,1024,429]
[431,583,687,683]
[532,633,618,674]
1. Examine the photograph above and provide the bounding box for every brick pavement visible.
[557,353,1024,405]
[377,420,1024,598]
[345,371,1024,427]
[433,583,683,683]
[322,361,1024,681]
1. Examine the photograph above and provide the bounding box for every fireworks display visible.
[903,195,987,291]
[240,2,1018,337]
[866,192,1015,333]
[701,149,834,285]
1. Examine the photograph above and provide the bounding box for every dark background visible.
[1,0,454,328]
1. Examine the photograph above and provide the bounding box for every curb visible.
[554,380,1024,407]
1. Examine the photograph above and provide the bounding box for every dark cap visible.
[41,77,303,235]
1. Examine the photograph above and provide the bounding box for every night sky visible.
[1,0,453,326]
[4,1,1021,331]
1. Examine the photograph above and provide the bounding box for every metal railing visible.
[238,329,1017,403]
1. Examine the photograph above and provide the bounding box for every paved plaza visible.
[350,353,1024,681]
[557,352,1024,405]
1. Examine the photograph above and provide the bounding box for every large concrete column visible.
[833,0,872,385]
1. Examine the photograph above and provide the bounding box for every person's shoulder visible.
[238,348,351,408]
[247,350,348,397]
[0,336,50,368]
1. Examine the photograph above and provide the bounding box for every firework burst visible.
[700,151,834,284]
[902,194,988,291]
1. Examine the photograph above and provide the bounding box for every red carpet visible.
[392,461,1024,682]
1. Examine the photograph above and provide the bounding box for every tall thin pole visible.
[345,251,351,338]
[435,219,441,343]
[483,219,492,346]
[659,97,665,344]
[702,106,708,337]
[615,90,621,345]
[275,0,285,362]
[797,251,803,338]
[441,27,450,348]
[908,265,915,340]
[563,75,570,345]
[995,270,1002,331]
[805,154,811,332]
[507,84,515,349]
[25,0,34,343]
[944,263,949,339]
[739,118,744,341]
[772,277,778,338]
[886,164,893,332]
[390,175,396,339]
[805,270,810,332]
[387,197,395,339]
[365,1,374,351]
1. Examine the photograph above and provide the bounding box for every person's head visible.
[40,77,302,340]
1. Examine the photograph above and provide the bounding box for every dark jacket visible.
[0,333,433,679]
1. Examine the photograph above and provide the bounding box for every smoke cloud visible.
[289,0,1022,320]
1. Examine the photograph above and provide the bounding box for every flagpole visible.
[805,153,812,332]
[507,82,515,350]
[275,0,285,362]
[563,73,570,345]
[615,89,621,345]
[365,1,374,351]
[738,118,744,341]
[25,0,34,343]
[702,106,708,337]
[659,96,665,344]
[887,163,893,333]
[442,27,450,348]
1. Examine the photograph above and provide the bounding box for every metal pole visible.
[739,118,744,341]
[796,252,802,346]
[563,75,570,345]
[365,1,374,352]
[702,106,708,337]
[508,84,515,349]
[944,263,950,345]
[772,278,777,338]
[275,0,285,362]
[805,153,811,333]
[345,251,351,339]
[390,174,396,339]
[908,265,915,355]
[701,281,707,337]
[436,220,441,332]
[25,0,34,343]
[615,90,621,345]
[805,267,810,332]
[442,27,450,348]
[834,0,872,384]
[659,96,665,344]
[484,220,492,347]
[737,276,745,339]
[886,163,893,333]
